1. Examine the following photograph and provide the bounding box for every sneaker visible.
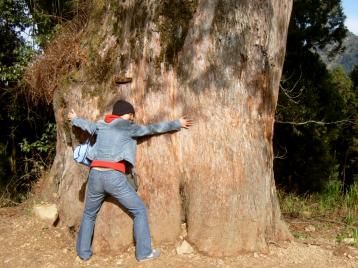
[75,256,91,263]
[137,249,161,262]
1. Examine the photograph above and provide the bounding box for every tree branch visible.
[280,71,304,104]
[275,119,353,125]
[274,146,288,159]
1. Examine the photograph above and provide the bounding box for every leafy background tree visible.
[0,0,76,205]
[274,0,357,193]
[25,0,76,46]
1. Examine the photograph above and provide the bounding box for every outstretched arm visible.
[67,109,97,134]
[131,116,193,137]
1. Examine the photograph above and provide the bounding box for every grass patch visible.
[279,180,358,246]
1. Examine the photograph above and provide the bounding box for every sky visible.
[342,0,358,35]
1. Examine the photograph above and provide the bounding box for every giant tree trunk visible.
[47,0,293,256]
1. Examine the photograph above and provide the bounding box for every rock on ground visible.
[176,240,194,255]
[33,203,58,225]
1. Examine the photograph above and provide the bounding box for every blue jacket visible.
[71,117,181,167]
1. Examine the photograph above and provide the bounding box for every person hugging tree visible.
[68,100,192,262]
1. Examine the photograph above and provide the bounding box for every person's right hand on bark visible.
[179,117,193,129]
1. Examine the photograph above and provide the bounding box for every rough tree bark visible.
[45,0,293,256]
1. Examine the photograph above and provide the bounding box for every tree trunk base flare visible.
[40,0,293,256]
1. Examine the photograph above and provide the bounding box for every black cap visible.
[112,100,135,116]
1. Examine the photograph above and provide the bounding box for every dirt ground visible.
[0,203,357,268]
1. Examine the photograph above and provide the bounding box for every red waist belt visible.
[90,160,126,173]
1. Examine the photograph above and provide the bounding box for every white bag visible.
[73,143,92,166]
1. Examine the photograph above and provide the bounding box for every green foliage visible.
[327,67,358,188]
[18,122,56,179]
[20,123,56,155]
[0,0,75,206]
[279,180,358,247]
[327,66,353,107]
[275,65,357,192]
[0,45,33,84]
[336,228,358,247]
[26,0,77,46]
[0,87,56,207]
[0,0,33,87]
[274,0,357,193]
[279,180,358,223]
[278,191,311,218]
[318,179,343,212]
[289,0,346,52]
[0,0,31,30]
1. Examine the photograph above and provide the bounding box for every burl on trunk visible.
[45,0,293,256]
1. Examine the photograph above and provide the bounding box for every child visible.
[68,100,192,262]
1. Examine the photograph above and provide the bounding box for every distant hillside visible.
[318,31,358,73]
